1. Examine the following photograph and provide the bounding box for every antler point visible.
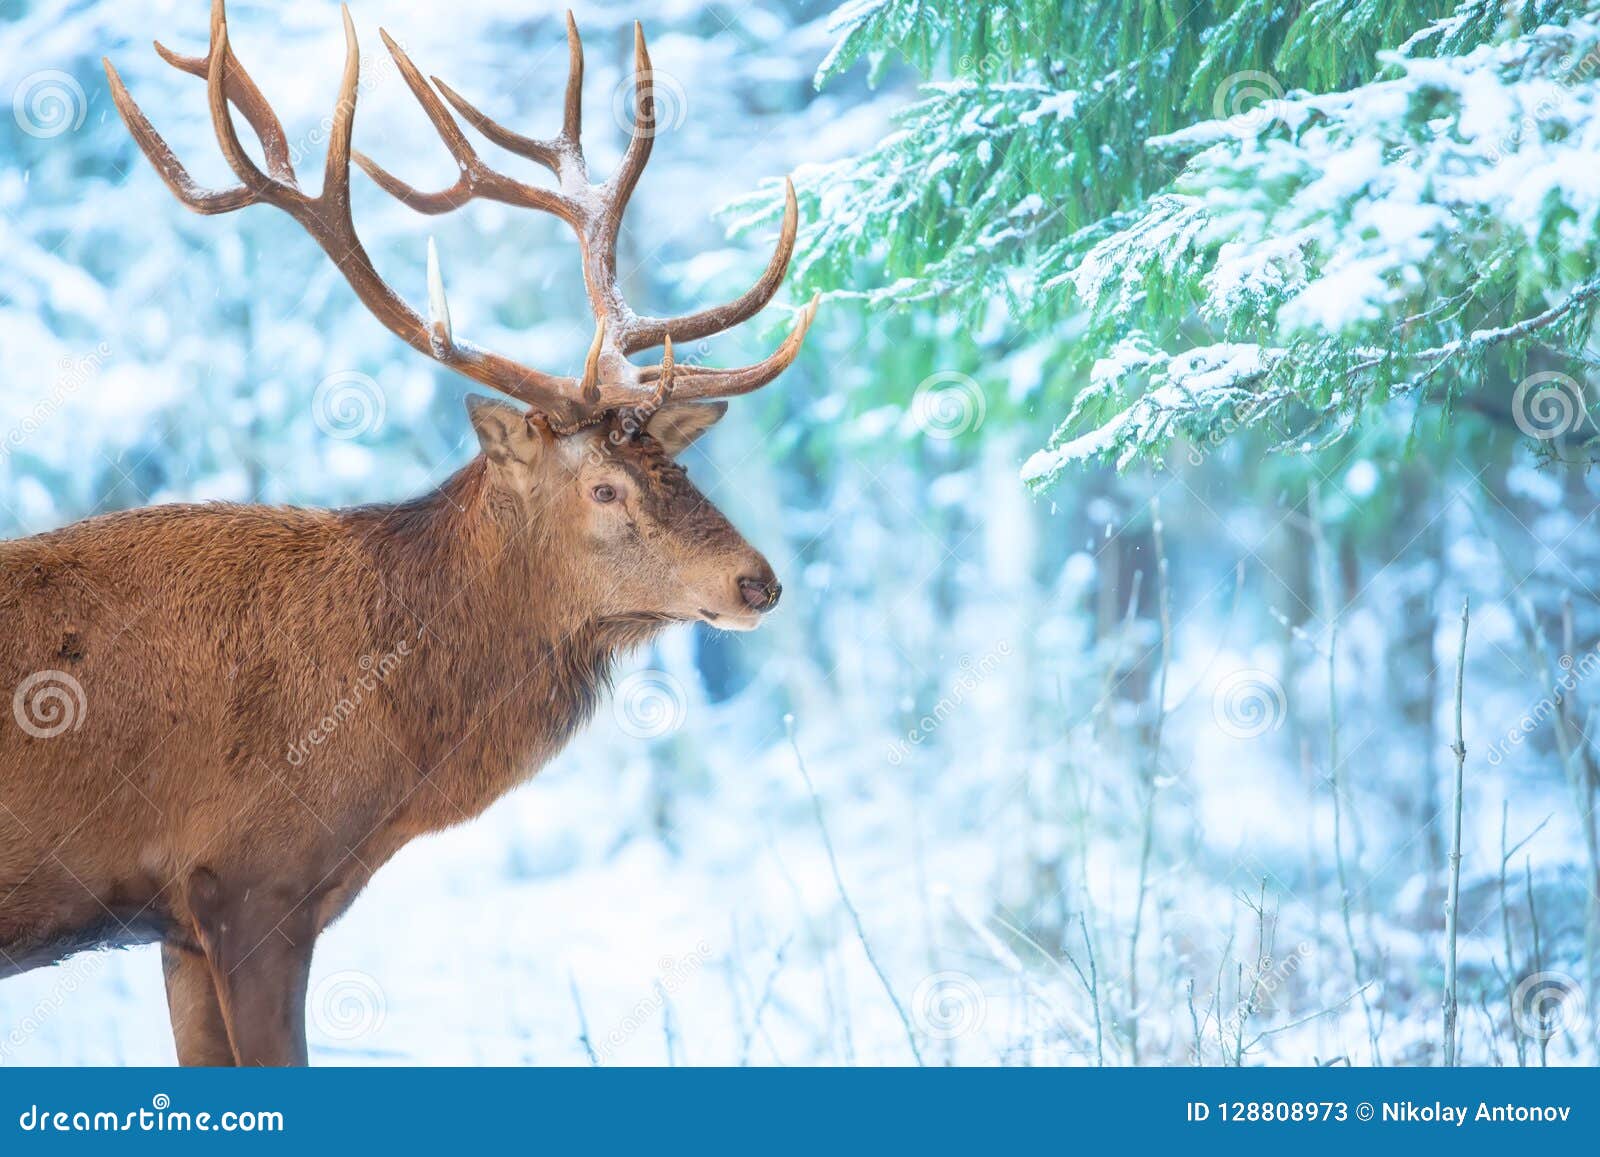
[581,320,606,402]
[427,236,454,349]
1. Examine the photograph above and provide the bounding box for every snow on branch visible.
[1023,13,1600,484]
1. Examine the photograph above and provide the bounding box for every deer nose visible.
[738,575,782,613]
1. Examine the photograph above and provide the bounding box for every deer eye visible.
[591,484,618,504]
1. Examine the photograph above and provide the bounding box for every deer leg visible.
[161,943,236,1066]
[186,868,316,1067]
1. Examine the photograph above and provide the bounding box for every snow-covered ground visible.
[5,622,1595,1067]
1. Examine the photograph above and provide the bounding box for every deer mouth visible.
[696,606,761,631]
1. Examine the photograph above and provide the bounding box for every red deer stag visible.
[0,0,814,1065]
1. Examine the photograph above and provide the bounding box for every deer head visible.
[466,397,781,628]
[104,0,811,629]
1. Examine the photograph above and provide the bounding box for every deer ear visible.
[466,395,542,465]
[646,401,728,455]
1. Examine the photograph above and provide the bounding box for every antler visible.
[104,0,815,429]
[353,12,817,417]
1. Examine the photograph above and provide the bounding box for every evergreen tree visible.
[756,0,1600,485]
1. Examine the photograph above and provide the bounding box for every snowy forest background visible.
[3,0,1599,1066]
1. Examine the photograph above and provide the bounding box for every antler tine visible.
[560,10,583,145]
[659,333,675,398]
[556,20,656,358]
[431,78,561,173]
[646,333,676,412]
[317,5,365,218]
[614,334,675,437]
[348,29,473,213]
[425,237,453,353]
[102,0,293,213]
[428,11,583,178]
[620,178,800,355]
[596,22,656,265]
[205,14,298,205]
[103,58,257,214]
[152,16,296,185]
[580,321,606,404]
[352,31,576,220]
[644,294,820,401]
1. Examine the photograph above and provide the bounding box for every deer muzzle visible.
[738,573,782,613]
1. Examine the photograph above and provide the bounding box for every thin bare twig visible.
[786,715,925,1065]
[1443,598,1469,1066]
[1310,485,1382,1064]
[568,970,600,1066]
[1127,498,1171,1065]
[739,934,793,1066]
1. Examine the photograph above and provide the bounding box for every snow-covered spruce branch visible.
[1023,268,1600,484]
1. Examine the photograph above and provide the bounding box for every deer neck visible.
[353,458,666,815]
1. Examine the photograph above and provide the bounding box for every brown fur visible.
[0,400,776,1064]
